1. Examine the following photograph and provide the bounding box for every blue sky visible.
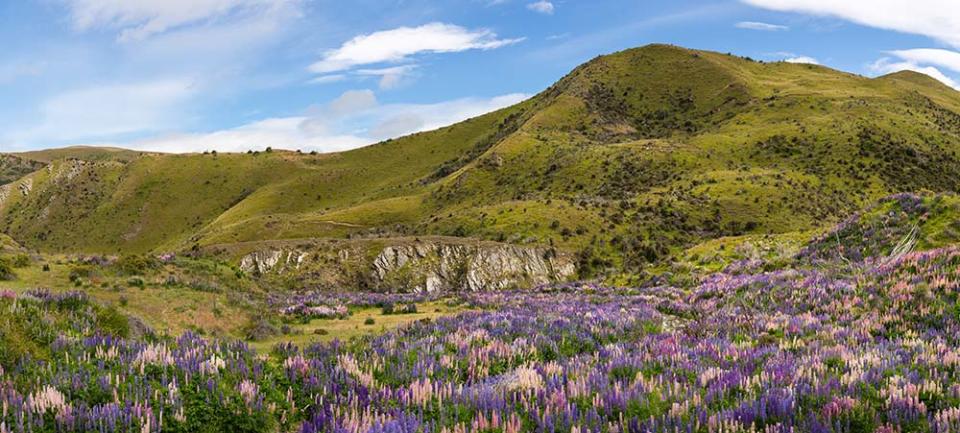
[3,0,960,153]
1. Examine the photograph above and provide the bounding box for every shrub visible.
[0,257,14,281]
[11,254,29,268]
[96,306,130,338]
[364,317,376,325]
[243,318,279,341]
[68,265,95,282]
[115,255,160,276]
[382,303,418,315]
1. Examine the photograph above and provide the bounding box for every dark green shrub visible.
[382,303,418,315]
[11,254,30,268]
[0,257,14,281]
[68,265,95,282]
[243,317,279,341]
[96,306,130,338]
[116,254,160,276]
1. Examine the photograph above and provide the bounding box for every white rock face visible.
[240,250,307,276]
[18,179,32,196]
[0,184,10,207]
[239,240,575,291]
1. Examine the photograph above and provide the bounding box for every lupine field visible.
[6,195,960,433]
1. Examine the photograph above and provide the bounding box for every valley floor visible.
[2,193,960,433]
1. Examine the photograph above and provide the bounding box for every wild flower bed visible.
[6,246,960,432]
[271,291,445,320]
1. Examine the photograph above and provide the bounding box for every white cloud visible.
[62,0,300,41]
[10,79,196,143]
[112,118,369,153]
[870,57,959,89]
[0,61,46,84]
[784,56,819,64]
[370,113,426,139]
[735,21,788,31]
[70,92,531,153]
[308,74,348,85]
[742,0,960,48]
[527,1,555,14]
[888,48,960,73]
[355,65,418,90]
[326,90,378,117]
[308,23,524,74]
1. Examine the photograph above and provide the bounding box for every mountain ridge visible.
[4,44,960,278]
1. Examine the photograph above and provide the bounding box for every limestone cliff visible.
[236,238,575,292]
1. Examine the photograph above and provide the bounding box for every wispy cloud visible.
[735,21,788,31]
[308,74,348,85]
[784,56,818,64]
[887,48,960,73]
[742,0,960,48]
[62,0,302,42]
[0,61,46,84]
[9,79,196,143]
[308,23,524,74]
[870,57,959,89]
[59,91,531,153]
[355,65,419,90]
[527,1,555,15]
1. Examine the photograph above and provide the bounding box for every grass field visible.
[249,301,467,352]
[0,253,471,350]
[0,255,257,337]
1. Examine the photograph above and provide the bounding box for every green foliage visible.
[10,254,29,267]
[115,254,160,276]
[382,303,418,315]
[0,256,14,280]
[96,305,131,338]
[242,317,280,342]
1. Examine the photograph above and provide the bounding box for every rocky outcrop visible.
[0,154,45,187]
[372,243,573,291]
[240,250,308,276]
[237,238,575,292]
[18,179,32,196]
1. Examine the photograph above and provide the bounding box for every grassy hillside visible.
[4,44,960,276]
[0,154,45,186]
[11,145,152,163]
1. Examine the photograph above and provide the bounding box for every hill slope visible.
[4,44,960,276]
[0,154,45,186]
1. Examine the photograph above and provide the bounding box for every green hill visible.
[10,145,152,163]
[4,44,960,276]
[0,154,45,186]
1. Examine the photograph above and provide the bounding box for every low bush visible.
[382,302,418,315]
[0,257,14,280]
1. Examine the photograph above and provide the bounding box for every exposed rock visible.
[0,154,45,187]
[238,239,575,292]
[240,250,307,276]
[49,160,88,184]
[18,179,31,196]
[0,184,10,207]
